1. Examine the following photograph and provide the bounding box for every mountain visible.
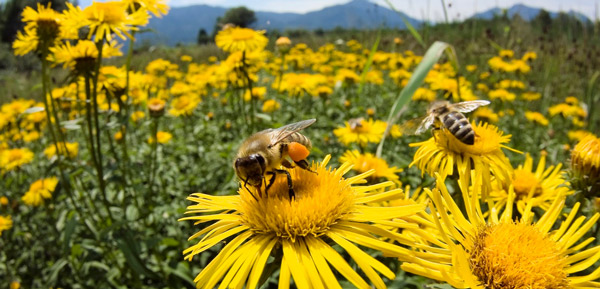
[471,4,591,23]
[140,0,421,46]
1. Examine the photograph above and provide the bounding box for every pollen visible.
[469,222,569,289]
[287,142,310,162]
[238,161,355,241]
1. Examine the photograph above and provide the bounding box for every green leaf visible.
[163,262,195,286]
[358,31,381,95]
[125,205,139,221]
[376,41,454,157]
[116,231,159,280]
[47,259,68,286]
[63,214,78,255]
[161,237,180,247]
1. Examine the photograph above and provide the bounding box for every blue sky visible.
[77,0,597,22]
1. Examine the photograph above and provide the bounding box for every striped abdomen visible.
[441,111,475,145]
[284,132,312,149]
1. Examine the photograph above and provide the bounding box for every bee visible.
[348,117,364,130]
[234,119,316,200]
[403,100,490,145]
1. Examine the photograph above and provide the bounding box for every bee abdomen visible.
[444,111,475,145]
[285,132,312,148]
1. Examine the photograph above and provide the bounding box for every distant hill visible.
[471,4,591,23]
[140,0,421,46]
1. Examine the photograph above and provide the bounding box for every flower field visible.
[1,1,600,288]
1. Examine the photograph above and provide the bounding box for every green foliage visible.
[213,6,257,36]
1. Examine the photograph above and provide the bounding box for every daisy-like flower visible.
[261,99,280,113]
[147,97,166,117]
[148,131,172,144]
[340,150,403,182]
[22,177,59,207]
[334,118,387,147]
[13,3,73,56]
[0,215,12,237]
[409,122,518,195]
[521,91,541,101]
[525,111,549,126]
[43,142,79,159]
[168,94,200,116]
[570,134,600,190]
[215,27,268,53]
[180,156,425,289]
[488,154,572,214]
[0,148,34,173]
[402,174,600,289]
[63,1,149,42]
[49,40,122,74]
[472,107,499,123]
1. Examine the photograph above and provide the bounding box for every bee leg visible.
[274,169,294,200]
[294,159,316,174]
[243,178,258,201]
[265,171,277,196]
[281,159,294,169]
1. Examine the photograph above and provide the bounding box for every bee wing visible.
[401,115,434,135]
[452,100,491,113]
[269,119,316,146]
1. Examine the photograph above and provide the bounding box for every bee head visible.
[234,154,267,187]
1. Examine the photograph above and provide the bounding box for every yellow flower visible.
[64,1,149,42]
[0,215,12,237]
[499,49,514,58]
[410,122,518,196]
[489,154,572,214]
[521,91,542,101]
[180,155,425,289]
[333,118,387,147]
[169,94,200,116]
[488,88,516,102]
[275,36,291,52]
[0,196,8,206]
[522,51,537,61]
[44,142,79,159]
[180,54,192,62]
[466,64,477,72]
[12,3,73,56]
[524,111,549,126]
[114,131,123,141]
[568,130,592,142]
[261,99,280,113]
[571,134,600,188]
[148,131,172,144]
[49,40,122,73]
[402,174,600,289]
[549,103,587,119]
[335,68,360,85]
[472,107,499,123]
[215,27,268,53]
[411,87,436,102]
[340,150,402,182]
[22,177,59,207]
[243,86,266,101]
[131,110,146,122]
[479,71,490,79]
[0,148,34,173]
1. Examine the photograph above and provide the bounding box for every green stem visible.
[92,38,107,198]
[149,118,159,191]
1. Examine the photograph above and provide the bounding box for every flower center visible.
[512,169,542,198]
[8,151,23,162]
[238,164,355,241]
[230,29,255,41]
[469,222,569,289]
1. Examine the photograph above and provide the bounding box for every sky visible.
[77,0,598,22]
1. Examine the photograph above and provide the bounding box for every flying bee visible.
[234,119,316,200]
[403,100,490,145]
